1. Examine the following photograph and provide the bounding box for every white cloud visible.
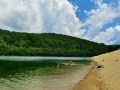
[0,0,82,36]
[91,0,103,5]
[83,2,120,40]
[0,0,120,44]
[0,0,43,33]
[93,25,120,44]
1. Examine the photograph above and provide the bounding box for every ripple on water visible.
[0,60,92,90]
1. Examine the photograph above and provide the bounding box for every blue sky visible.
[69,0,96,21]
[69,0,120,31]
[0,0,120,44]
[69,0,120,44]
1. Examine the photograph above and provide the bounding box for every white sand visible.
[92,49,120,90]
[73,49,120,90]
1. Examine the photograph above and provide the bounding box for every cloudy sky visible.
[0,0,120,44]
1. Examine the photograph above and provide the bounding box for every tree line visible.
[0,29,120,56]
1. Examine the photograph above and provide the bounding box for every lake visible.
[0,56,91,61]
[0,56,92,90]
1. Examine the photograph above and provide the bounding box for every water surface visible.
[0,56,92,90]
[0,56,91,61]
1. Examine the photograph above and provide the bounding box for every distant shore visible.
[73,49,120,90]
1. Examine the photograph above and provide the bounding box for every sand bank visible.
[73,49,120,90]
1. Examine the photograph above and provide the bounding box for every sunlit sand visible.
[73,49,120,90]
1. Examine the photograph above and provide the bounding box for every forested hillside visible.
[0,29,120,56]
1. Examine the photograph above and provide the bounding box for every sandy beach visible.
[73,49,120,90]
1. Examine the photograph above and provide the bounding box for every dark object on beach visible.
[97,65,104,68]
[102,60,104,61]
[116,60,118,61]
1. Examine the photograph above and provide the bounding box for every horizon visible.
[0,0,120,44]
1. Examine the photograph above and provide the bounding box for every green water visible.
[0,60,92,90]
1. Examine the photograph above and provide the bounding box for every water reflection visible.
[0,60,92,90]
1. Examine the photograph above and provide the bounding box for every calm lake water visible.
[0,56,92,90]
[0,56,91,61]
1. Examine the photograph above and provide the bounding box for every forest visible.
[0,29,120,56]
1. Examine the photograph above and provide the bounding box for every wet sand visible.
[73,49,120,90]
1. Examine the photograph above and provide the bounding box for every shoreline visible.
[73,49,120,90]
[72,61,107,90]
